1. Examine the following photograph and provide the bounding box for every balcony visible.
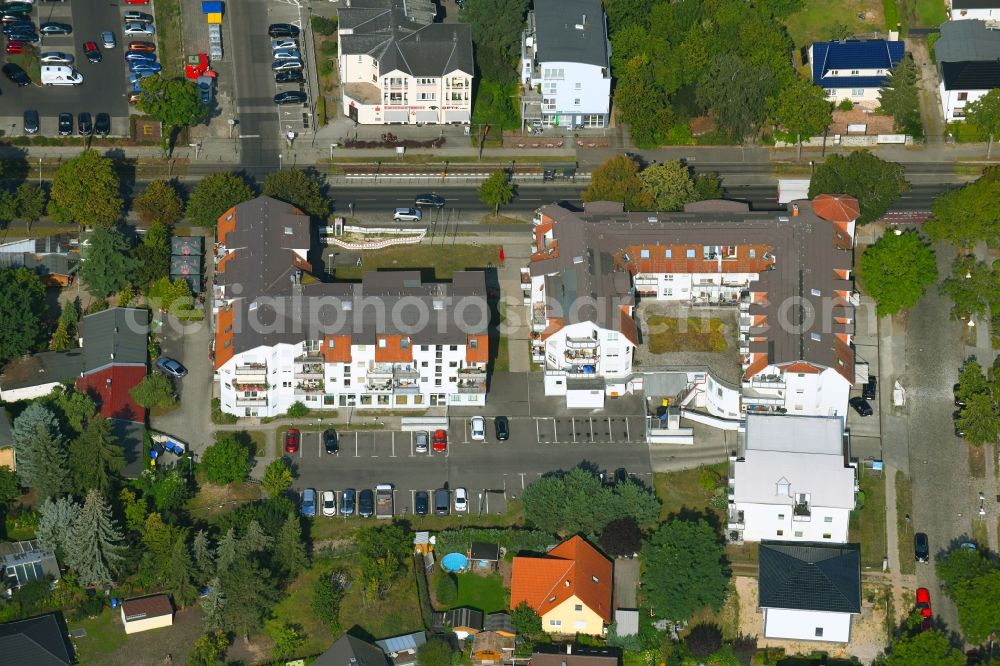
[294,362,324,379]
[295,379,325,394]
[727,506,745,530]
[394,366,419,380]
[564,352,599,366]
[295,351,324,363]
[394,380,421,395]
[235,396,267,407]
[739,316,752,333]
[565,336,598,349]
[234,364,267,381]
[367,363,394,379]
[232,381,268,392]
[748,375,785,390]
[793,503,811,521]
[366,379,394,394]
[457,379,486,393]
[459,366,487,379]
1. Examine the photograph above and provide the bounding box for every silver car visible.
[39,52,73,64]
[272,48,301,61]
[123,22,154,36]
[414,430,429,453]
[271,38,297,51]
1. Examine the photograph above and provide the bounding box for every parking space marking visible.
[571,418,577,443]
[553,419,558,442]
[352,432,360,458]
[625,418,631,441]
[391,431,396,458]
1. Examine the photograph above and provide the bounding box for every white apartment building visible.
[728,415,857,544]
[336,0,473,125]
[935,20,1000,121]
[949,0,1000,23]
[520,0,611,128]
[212,197,488,418]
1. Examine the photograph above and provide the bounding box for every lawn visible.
[849,471,887,570]
[972,517,990,551]
[784,0,885,50]
[895,471,914,575]
[334,244,503,281]
[451,573,508,614]
[652,464,727,523]
[912,0,947,26]
[266,559,337,656]
[186,480,263,520]
[685,581,740,640]
[71,605,204,665]
[969,444,986,479]
[70,610,127,664]
[493,335,509,373]
[646,316,728,354]
[152,0,184,76]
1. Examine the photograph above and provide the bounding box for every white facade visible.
[763,608,851,643]
[940,82,990,122]
[949,1,1000,22]
[742,364,852,418]
[521,58,611,127]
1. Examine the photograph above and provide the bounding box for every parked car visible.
[434,488,450,516]
[494,416,509,441]
[393,207,422,222]
[324,428,338,455]
[125,50,155,62]
[914,532,930,563]
[321,490,337,517]
[5,40,26,54]
[0,4,33,15]
[849,396,872,417]
[862,376,877,400]
[77,112,92,136]
[197,75,213,105]
[470,416,486,441]
[95,112,110,136]
[22,109,38,134]
[39,21,71,34]
[341,488,356,516]
[123,10,153,22]
[271,38,297,50]
[954,409,966,438]
[101,31,115,48]
[284,428,300,454]
[414,430,429,454]
[128,40,155,52]
[3,20,34,33]
[272,48,301,61]
[414,193,445,208]
[432,429,447,453]
[2,63,30,86]
[954,384,966,408]
[916,587,932,617]
[155,356,187,377]
[129,61,161,73]
[83,41,102,62]
[57,112,72,136]
[454,487,468,512]
[414,490,429,516]
[5,30,37,42]
[300,488,316,518]
[268,23,300,38]
[275,69,303,83]
[960,541,977,551]
[274,90,307,105]
[271,59,302,71]
[122,21,154,35]
[358,489,375,517]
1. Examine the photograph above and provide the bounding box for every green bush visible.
[211,398,238,424]
[320,40,338,57]
[434,528,554,558]
[286,401,309,418]
[319,60,335,77]
[311,15,338,36]
[837,99,854,111]
[435,572,458,606]
[317,96,327,127]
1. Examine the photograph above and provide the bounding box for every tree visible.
[924,174,1000,247]
[188,631,229,666]
[192,529,216,584]
[416,637,454,666]
[120,488,149,534]
[639,161,696,211]
[693,172,725,201]
[313,568,347,629]
[641,519,729,621]
[879,629,965,666]
[460,0,530,82]
[357,524,411,601]
[956,359,991,403]
[132,222,172,286]
[48,150,123,227]
[966,88,1000,160]
[216,528,239,573]
[0,467,20,509]
[0,190,17,225]
[201,578,226,631]
[136,75,211,154]
[12,403,68,501]
[164,534,199,607]
[262,458,294,498]
[36,496,79,561]
[273,512,308,576]
[185,172,255,227]
[877,55,921,136]
[478,169,515,216]
[262,168,328,218]
[614,54,672,148]
[936,547,995,591]
[65,489,126,586]
[859,230,938,317]
[15,183,47,228]
[600,517,644,558]
[67,415,124,496]
[955,393,1000,446]
[774,77,832,161]
[0,266,47,363]
[200,433,252,485]
[133,180,183,227]
[240,519,272,555]
[267,621,305,659]
[808,152,909,225]
[217,556,281,639]
[148,276,194,316]
[939,256,1000,321]
[697,54,781,142]
[79,226,136,298]
[129,372,177,409]
[950,569,1000,643]
[49,320,72,352]
[685,623,724,658]
[584,155,654,211]
[510,601,544,641]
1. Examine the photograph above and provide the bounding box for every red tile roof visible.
[510,536,613,623]
[619,307,639,346]
[76,365,146,423]
[466,335,489,363]
[374,335,414,363]
[322,335,352,363]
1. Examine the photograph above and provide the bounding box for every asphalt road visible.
[228,0,280,169]
[0,2,128,136]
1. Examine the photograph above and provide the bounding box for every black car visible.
[358,489,375,517]
[915,532,930,563]
[323,428,338,455]
[2,63,30,86]
[849,396,873,417]
[57,112,72,136]
[862,375,877,400]
[268,23,300,38]
[954,409,966,437]
[23,109,38,134]
[123,10,153,22]
[494,415,509,441]
[3,20,32,34]
[954,384,966,408]
[39,21,71,35]
[275,69,304,84]
[414,490,429,516]
[95,112,110,136]
[274,90,307,105]
[5,30,36,42]
[414,193,446,208]
[77,112,92,136]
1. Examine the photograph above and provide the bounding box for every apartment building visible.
[336,0,473,125]
[520,0,612,128]
[935,20,1000,121]
[212,197,489,418]
[949,0,1000,23]
[529,195,859,415]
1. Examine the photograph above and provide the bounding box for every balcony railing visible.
[793,503,811,521]
[458,367,487,378]
[294,362,324,379]
[366,380,394,394]
[295,352,324,362]
[367,364,394,378]
[234,364,266,375]
[564,354,598,365]
[235,396,268,407]
[565,336,598,349]
[749,377,785,390]
[295,380,325,394]
[457,380,486,393]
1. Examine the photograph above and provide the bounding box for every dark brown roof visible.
[121,595,173,621]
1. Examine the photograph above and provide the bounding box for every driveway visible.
[614,557,639,609]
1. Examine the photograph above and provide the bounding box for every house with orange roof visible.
[510,535,612,636]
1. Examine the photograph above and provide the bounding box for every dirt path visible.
[909,37,945,143]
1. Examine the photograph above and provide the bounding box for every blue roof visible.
[812,40,905,88]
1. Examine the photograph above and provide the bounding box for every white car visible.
[470,416,486,441]
[123,22,154,35]
[39,52,74,64]
[272,48,302,61]
[454,487,468,512]
[101,31,116,48]
[393,207,422,222]
[271,38,297,51]
[321,490,337,517]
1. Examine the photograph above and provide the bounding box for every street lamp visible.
[278,153,283,170]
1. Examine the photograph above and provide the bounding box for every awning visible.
[414,110,438,122]
[445,110,470,123]
[383,110,408,123]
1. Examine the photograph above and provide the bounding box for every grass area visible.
[646,316,728,354]
[895,471,915,575]
[493,335,509,373]
[152,0,184,76]
[784,0,885,49]
[884,0,905,32]
[686,582,740,640]
[972,517,990,550]
[267,559,337,656]
[186,481,263,519]
[452,572,508,613]
[969,444,986,479]
[913,0,947,26]
[948,121,987,142]
[480,215,528,225]
[928,32,941,63]
[334,244,503,281]
[652,464,727,523]
[70,609,129,663]
[849,472,887,569]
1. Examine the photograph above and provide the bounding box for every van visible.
[434,488,450,516]
[41,65,83,86]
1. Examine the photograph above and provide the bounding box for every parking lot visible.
[266,0,311,137]
[0,1,129,136]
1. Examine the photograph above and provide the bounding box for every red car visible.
[83,41,101,63]
[284,428,301,454]
[432,429,448,452]
[128,40,155,52]
[124,0,149,4]
[5,40,26,54]
[916,587,932,618]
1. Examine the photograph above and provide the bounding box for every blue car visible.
[300,488,316,518]
[129,61,161,74]
[125,51,156,62]
[4,31,37,42]
[128,72,152,85]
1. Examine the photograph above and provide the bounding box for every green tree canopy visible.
[137,75,211,153]
[950,569,1000,643]
[774,77,832,159]
[15,183,47,227]
[936,547,995,591]
[185,172,255,227]
[48,150,123,227]
[67,415,125,497]
[12,403,68,501]
[877,55,921,136]
[357,524,411,601]
[217,555,281,639]
[939,256,1000,321]
[584,155,654,211]
[808,152,909,225]
[614,54,673,148]
[924,174,1000,247]
[878,629,965,666]
[0,266,46,363]
[966,88,1000,159]
[697,53,781,142]
[416,638,454,666]
[200,433,253,485]
[955,392,999,446]
[129,372,177,409]
[80,226,136,298]
[640,518,729,621]
[262,458,294,498]
[478,169,515,216]
[65,489,126,586]
[133,221,172,286]
[133,180,183,227]
[859,229,938,317]
[262,168,329,218]
[460,0,530,82]
[510,601,544,641]
[639,161,696,211]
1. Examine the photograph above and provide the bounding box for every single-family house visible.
[314,634,390,666]
[531,644,621,666]
[935,20,1000,121]
[0,613,74,665]
[728,414,857,544]
[510,535,612,636]
[520,0,612,128]
[434,606,483,639]
[0,351,85,403]
[470,541,500,570]
[471,630,514,666]
[949,0,1000,23]
[120,595,173,634]
[809,37,905,108]
[0,540,60,593]
[375,631,426,666]
[758,541,861,643]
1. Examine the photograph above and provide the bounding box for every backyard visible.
[334,244,503,281]
[784,0,885,51]
[451,572,507,614]
[645,316,728,354]
[849,471,887,570]
[652,464,727,523]
[70,605,204,665]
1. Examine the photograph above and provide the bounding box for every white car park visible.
[321,490,337,517]
[39,52,73,64]
[454,487,468,512]
[470,416,486,441]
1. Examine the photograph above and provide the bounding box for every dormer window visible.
[776,479,790,496]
